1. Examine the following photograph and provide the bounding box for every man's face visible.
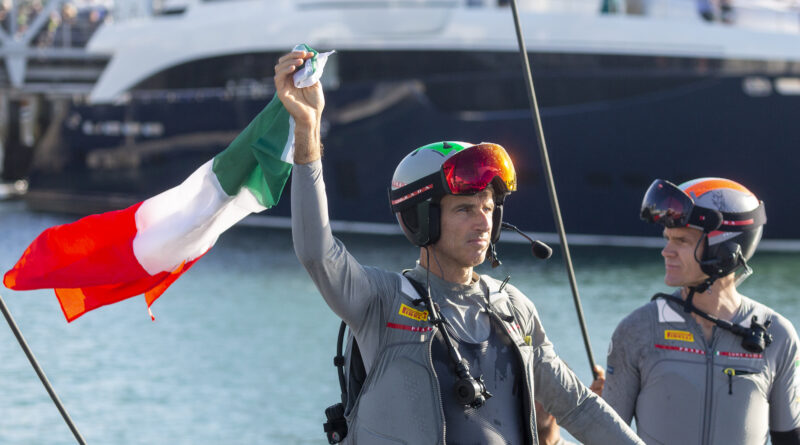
[661,227,708,287]
[434,189,495,269]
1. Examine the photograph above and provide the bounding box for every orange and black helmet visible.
[641,177,766,279]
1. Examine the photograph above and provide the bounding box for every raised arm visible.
[274,50,323,165]
[275,51,387,351]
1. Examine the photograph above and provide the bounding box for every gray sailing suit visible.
[604,294,800,445]
[291,160,643,445]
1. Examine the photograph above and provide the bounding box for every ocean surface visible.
[0,200,797,444]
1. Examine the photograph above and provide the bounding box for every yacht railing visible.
[104,0,800,35]
[511,0,800,34]
[0,0,111,92]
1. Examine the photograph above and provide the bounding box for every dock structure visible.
[0,0,109,93]
[0,0,110,182]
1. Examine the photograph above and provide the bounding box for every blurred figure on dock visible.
[697,0,735,23]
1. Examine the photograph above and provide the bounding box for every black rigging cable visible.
[0,293,86,444]
[508,0,598,379]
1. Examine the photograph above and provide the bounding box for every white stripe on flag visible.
[133,160,266,275]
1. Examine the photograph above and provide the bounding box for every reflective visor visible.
[640,179,694,228]
[441,143,517,195]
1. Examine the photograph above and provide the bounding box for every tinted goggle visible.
[640,179,723,232]
[390,143,517,212]
[640,179,767,233]
[442,143,517,195]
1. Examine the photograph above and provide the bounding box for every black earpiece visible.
[399,201,441,247]
[700,241,742,278]
[491,203,504,244]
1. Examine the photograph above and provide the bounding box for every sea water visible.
[0,200,798,444]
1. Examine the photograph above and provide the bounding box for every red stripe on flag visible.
[4,203,147,290]
[54,256,203,322]
[3,201,206,322]
[144,255,203,307]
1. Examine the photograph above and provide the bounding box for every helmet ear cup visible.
[701,241,742,278]
[399,207,419,237]
[398,201,441,247]
[491,204,504,244]
[427,203,441,246]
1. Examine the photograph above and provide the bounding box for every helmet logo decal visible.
[390,184,433,206]
[414,141,465,157]
[711,190,729,212]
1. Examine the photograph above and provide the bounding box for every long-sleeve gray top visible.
[292,160,644,445]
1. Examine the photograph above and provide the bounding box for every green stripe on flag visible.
[212,95,293,208]
[295,43,319,75]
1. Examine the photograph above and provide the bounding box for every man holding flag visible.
[0,45,332,444]
[279,48,644,444]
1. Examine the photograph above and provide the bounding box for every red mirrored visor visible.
[640,179,695,228]
[442,143,517,195]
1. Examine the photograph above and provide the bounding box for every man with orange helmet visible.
[603,178,800,444]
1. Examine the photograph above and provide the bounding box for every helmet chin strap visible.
[685,232,716,308]
[684,279,714,313]
[489,243,501,268]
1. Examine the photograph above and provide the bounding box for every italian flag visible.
[3,45,330,322]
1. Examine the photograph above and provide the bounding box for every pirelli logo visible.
[664,330,694,342]
[398,303,428,322]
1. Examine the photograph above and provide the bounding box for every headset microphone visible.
[501,222,552,260]
[531,239,552,260]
